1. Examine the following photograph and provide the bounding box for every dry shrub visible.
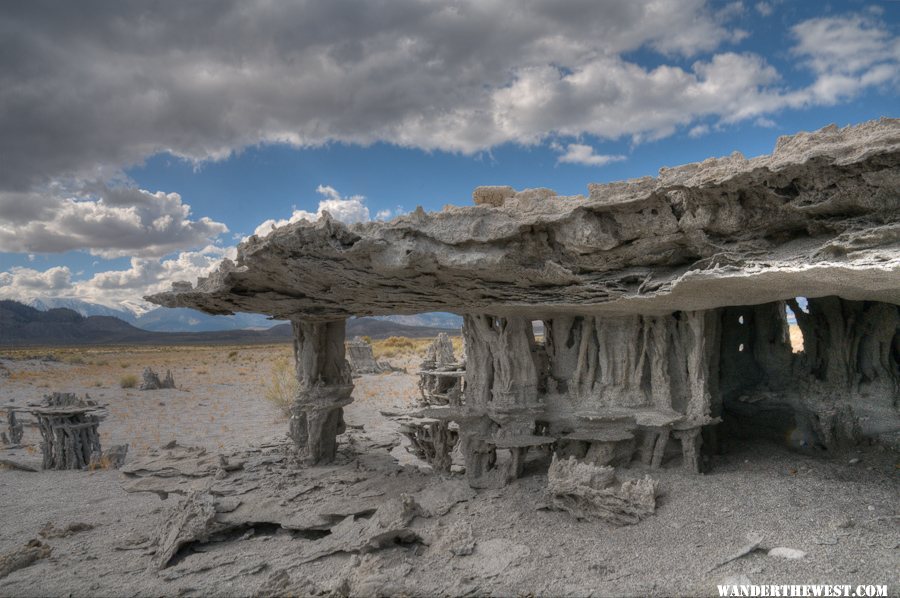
[88,455,113,471]
[264,356,297,419]
[372,336,430,359]
[372,335,462,360]
[382,336,414,348]
[8,370,35,382]
[120,374,138,388]
[64,354,85,365]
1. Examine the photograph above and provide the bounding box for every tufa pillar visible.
[289,319,354,465]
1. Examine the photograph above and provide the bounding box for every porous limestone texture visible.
[424,333,457,369]
[28,393,105,471]
[288,320,353,465]
[346,337,390,376]
[149,119,899,321]
[546,455,658,525]
[146,119,900,481]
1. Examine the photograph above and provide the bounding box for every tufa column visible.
[289,319,354,465]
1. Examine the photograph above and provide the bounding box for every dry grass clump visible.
[88,456,114,471]
[120,374,138,388]
[7,370,38,382]
[264,356,297,419]
[372,336,429,358]
[382,336,416,349]
[368,335,463,359]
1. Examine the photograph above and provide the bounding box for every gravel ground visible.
[0,346,897,597]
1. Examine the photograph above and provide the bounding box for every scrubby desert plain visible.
[0,335,897,598]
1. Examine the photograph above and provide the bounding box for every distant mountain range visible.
[24,297,283,332]
[372,312,462,329]
[0,300,460,347]
[21,297,463,333]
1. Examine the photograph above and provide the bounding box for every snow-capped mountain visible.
[134,307,282,332]
[20,297,463,333]
[22,297,280,331]
[26,297,137,322]
[373,312,463,329]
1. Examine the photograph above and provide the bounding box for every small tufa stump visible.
[417,333,465,407]
[424,333,456,367]
[398,418,457,473]
[547,455,658,525]
[346,337,390,376]
[3,409,24,446]
[140,367,175,390]
[29,393,105,471]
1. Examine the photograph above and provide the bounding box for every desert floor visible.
[0,341,897,597]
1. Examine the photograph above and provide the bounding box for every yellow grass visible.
[0,338,428,457]
[263,355,298,419]
[0,336,463,399]
[88,454,115,471]
[371,336,430,359]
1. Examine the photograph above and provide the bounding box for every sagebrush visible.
[264,356,297,419]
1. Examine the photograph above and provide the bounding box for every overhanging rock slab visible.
[147,119,900,320]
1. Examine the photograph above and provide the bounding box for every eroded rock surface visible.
[28,393,105,470]
[144,120,899,489]
[346,337,391,376]
[123,438,476,570]
[0,540,51,580]
[148,119,899,320]
[547,455,658,525]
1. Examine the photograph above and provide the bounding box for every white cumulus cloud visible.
[0,266,72,292]
[0,0,762,195]
[688,124,711,138]
[755,2,773,17]
[0,3,896,259]
[556,144,626,166]
[0,184,227,258]
[0,246,237,309]
[252,185,371,237]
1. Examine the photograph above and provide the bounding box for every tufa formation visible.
[148,119,900,486]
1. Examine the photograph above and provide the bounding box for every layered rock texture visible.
[149,119,899,480]
[150,119,898,320]
[346,337,394,376]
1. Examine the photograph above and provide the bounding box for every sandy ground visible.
[0,343,897,597]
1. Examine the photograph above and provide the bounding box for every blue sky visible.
[0,0,897,312]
